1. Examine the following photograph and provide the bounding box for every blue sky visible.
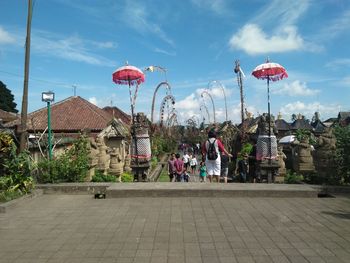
[0,0,349,124]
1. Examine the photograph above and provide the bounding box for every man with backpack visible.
[202,130,232,183]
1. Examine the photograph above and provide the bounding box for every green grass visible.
[0,190,24,203]
[158,170,171,182]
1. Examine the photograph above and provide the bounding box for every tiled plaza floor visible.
[1,195,350,263]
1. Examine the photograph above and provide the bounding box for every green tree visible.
[333,125,350,184]
[0,81,18,113]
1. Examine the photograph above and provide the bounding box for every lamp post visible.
[42,91,55,160]
[208,80,228,122]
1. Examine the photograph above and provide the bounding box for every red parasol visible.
[112,63,145,122]
[112,65,145,86]
[252,61,288,81]
[252,58,288,160]
[112,63,145,169]
[251,59,288,125]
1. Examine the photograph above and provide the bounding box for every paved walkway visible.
[1,195,350,263]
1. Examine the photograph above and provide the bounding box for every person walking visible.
[190,154,198,175]
[174,153,185,182]
[235,153,249,183]
[167,153,176,182]
[220,153,229,183]
[202,130,232,183]
[183,152,190,172]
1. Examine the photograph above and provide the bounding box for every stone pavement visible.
[1,195,350,263]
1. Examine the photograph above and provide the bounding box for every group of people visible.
[168,130,243,183]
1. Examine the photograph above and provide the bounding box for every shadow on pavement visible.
[322,211,350,219]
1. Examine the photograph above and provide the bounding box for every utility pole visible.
[19,0,33,152]
[234,60,246,142]
[234,60,244,125]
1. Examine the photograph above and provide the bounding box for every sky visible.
[0,0,349,125]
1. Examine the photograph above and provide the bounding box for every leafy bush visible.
[284,170,303,184]
[334,125,350,184]
[151,135,176,157]
[91,171,117,182]
[241,143,253,155]
[0,133,14,176]
[295,129,316,145]
[0,135,34,202]
[121,172,133,182]
[35,136,90,183]
[150,157,158,171]
[302,171,337,185]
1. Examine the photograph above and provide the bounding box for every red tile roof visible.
[7,96,114,132]
[0,109,18,123]
[102,106,131,125]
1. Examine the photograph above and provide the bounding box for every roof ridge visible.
[27,96,77,117]
[78,96,112,122]
[103,105,130,118]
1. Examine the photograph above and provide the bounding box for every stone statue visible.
[86,136,99,181]
[317,128,336,151]
[277,146,287,176]
[257,113,277,136]
[313,127,336,178]
[96,136,110,174]
[109,147,123,181]
[293,137,315,173]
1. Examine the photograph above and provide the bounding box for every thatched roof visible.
[291,119,313,130]
[312,120,326,134]
[275,119,290,131]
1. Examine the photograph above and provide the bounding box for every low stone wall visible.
[36,183,112,195]
[0,189,43,213]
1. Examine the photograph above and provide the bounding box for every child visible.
[183,170,190,182]
[190,155,198,174]
[199,161,207,182]
[235,153,249,183]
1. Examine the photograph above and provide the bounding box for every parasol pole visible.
[128,78,140,179]
[267,76,272,161]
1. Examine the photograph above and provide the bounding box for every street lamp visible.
[42,91,54,160]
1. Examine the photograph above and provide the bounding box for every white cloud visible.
[251,0,310,28]
[176,94,200,110]
[93,41,117,49]
[337,76,350,87]
[196,86,232,99]
[88,97,98,106]
[31,31,116,66]
[0,26,15,44]
[272,80,320,97]
[320,9,350,39]
[228,103,259,124]
[153,47,176,56]
[280,101,340,120]
[229,24,304,55]
[191,0,228,15]
[122,2,174,47]
[326,58,350,69]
